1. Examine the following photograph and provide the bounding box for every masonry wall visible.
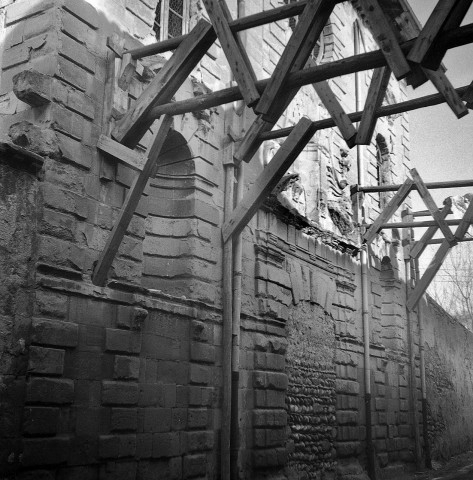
[1,0,473,479]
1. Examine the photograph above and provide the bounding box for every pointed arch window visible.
[153,0,190,40]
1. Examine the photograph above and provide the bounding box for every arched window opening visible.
[155,129,193,174]
[153,0,190,41]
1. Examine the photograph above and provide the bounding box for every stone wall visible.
[1,0,473,479]
[422,297,473,461]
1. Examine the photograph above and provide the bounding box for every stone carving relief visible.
[274,173,307,218]
[326,147,354,235]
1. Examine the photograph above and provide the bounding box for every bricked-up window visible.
[153,0,190,40]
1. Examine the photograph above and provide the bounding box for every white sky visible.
[405,4,473,279]
[408,4,473,206]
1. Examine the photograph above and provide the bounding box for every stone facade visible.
[1,1,473,479]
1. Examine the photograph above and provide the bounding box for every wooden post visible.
[313,79,357,148]
[92,115,173,286]
[222,117,314,242]
[352,0,411,79]
[255,0,333,121]
[203,0,259,107]
[362,178,414,245]
[356,67,391,145]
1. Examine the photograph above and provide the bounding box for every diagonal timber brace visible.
[363,177,414,245]
[92,115,174,286]
[203,0,259,107]
[410,168,456,244]
[407,199,473,311]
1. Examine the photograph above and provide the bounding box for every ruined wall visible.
[422,297,473,461]
[1,0,473,479]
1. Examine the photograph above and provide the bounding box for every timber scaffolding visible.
[90,0,473,478]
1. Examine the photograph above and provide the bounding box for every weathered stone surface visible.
[9,122,61,159]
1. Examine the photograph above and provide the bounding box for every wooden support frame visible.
[352,0,411,80]
[255,0,333,121]
[356,66,391,145]
[421,0,473,70]
[407,0,462,66]
[409,199,452,259]
[233,2,334,163]
[92,115,173,286]
[202,0,259,107]
[362,177,414,244]
[222,117,314,242]
[97,134,147,172]
[410,168,456,244]
[112,20,216,148]
[407,199,473,311]
[313,79,357,148]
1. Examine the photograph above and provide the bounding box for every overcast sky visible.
[407,5,473,204]
[403,4,473,272]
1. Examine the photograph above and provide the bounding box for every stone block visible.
[12,69,52,106]
[191,320,212,343]
[189,364,210,385]
[190,343,215,364]
[116,305,147,331]
[151,432,181,458]
[183,454,207,478]
[172,408,187,431]
[101,381,139,406]
[111,408,138,432]
[105,328,141,354]
[143,408,172,433]
[31,318,78,347]
[187,409,207,430]
[27,345,65,376]
[186,431,214,452]
[26,377,74,404]
[23,407,59,436]
[136,433,153,459]
[21,437,70,466]
[9,121,61,159]
[114,355,140,380]
[63,0,99,29]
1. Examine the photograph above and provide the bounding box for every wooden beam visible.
[422,0,473,70]
[428,237,473,244]
[407,199,473,311]
[422,67,468,118]
[389,2,467,118]
[354,176,473,193]
[409,200,452,259]
[362,178,414,245]
[356,66,391,145]
[112,20,216,148]
[352,0,410,79]
[313,79,357,148]
[203,0,259,107]
[147,22,473,120]
[407,0,462,65]
[255,0,332,121]
[462,79,473,107]
[233,2,333,164]
[92,115,173,286]
[410,168,456,244]
[365,218,461,229]
[222,117,314,242]
[97,134,146,172]
[234,116,274,164]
